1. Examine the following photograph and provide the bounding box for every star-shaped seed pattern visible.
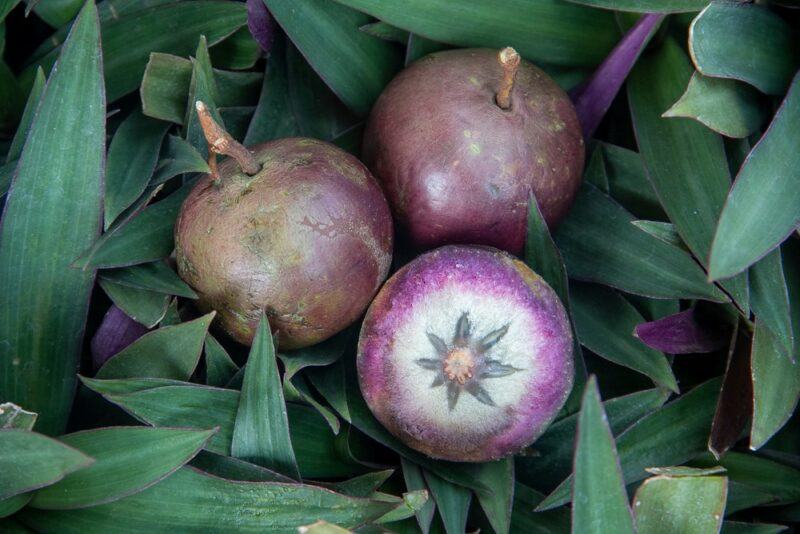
[414,312,523,410]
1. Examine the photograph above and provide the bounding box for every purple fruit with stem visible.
[363,47,584,254]
[175,102,393,349]
[357,245,574,462]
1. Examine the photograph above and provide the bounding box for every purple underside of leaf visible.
[571,13,665,140]
[90,305,149,372]
[247,0,276,53]
[634,309,729,354]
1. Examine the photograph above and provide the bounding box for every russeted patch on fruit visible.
[175,102,393,349]
[357,245,574,462]
[363,47,584,254]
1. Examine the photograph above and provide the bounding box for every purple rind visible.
[175,138,393,349]
[357,245,574,462]
[363,48,584,255]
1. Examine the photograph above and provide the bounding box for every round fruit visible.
[363,47,584,254]
[175,103,393,349]
[357,245,574,462]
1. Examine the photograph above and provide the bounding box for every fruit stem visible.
[195,101,260,181]
[495,47,520,110]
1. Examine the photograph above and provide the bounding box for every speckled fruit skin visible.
[175,138,393,349]
[363,48,584,254]
[357,245,574,462]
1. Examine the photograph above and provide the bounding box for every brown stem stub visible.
[195,101,261,179]
[495,47,520,110]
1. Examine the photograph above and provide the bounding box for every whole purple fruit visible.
[363,47,584,254]
[357,245,574,462]
[175,103,393,349]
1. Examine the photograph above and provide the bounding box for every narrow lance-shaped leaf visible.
[663,72,766,139]
[571,13,663,140]
[633,474,727,534]
[265,0,402,117]
[571,283,678,392]
[562,0,708,12]
[150,135,210,185]
[246,0,275,53]
[96,312,215,380]
[0,0,104,435]
[708,326,752,459]
[471,458,514,534]
[90,305,149,372]
[204,334,239,388]
[689,2,800,95]
[98,278,170,329]
[6,66,45,164]
[571,377,635,534]
[21,1,248,103]
[634,308,730,354]
[329,0,619,67]
[232,314,300,479]
[0,429,94,500]
[19,467,403,533]
[104,110,170,229]
[749,249,794,357]
[401,458,435,534]
[30,427,216,510]
[628,37,749,311]
[708,71,800,281]
[423,470,471,534]
[184,36,221,159]
[99,261,197,299]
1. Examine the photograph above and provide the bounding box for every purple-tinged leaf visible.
[709,325,753,459]
[571,14,664,139]
[90,306,149,373]
[634,309,730,354]
[247,0,276,54]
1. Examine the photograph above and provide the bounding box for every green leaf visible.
[265,0,402,117]
[190,450,292,483]
[99,261,197,299]
[692,451,800,505]
[360,21,409,44]
[184,36,221,158]
[0,494,30,519]
[0,1,103,435]
[0,158,17,197]
[572,377,635,534]
[6,66,44,163]
[510,483,571,534]
[561,0,707,12]
[141,53,261,125]
[628,37,749,311]
[538,378,721,510]
[23,1,248,103]
[151,135,210,185]
[571,283,678,392]
[232,314,300,479]
[722,522,787,534]
[689,2,800,95]
[209,26,260,70]
[554,184,728,302]
[404,33,448,66]
[104,110,170,228]
[750,322,800,450]
[0,0,20,23]
[19,467,401,532]
[663,72,766,139]
[631,220,686,249]
[328,470,393,498]
[75,179,195,269]
[98,279,170,328]
[709,72,800,281]
[516,388,668,492]
[0,429,93,500]
[90,380,359,478]
[401,458,435,534]
[307,358,351,423]
[423,471,471,534]
[646,466,726,477]
[243,36,301,145]
[30,426,215,510]
[96,312,214,380]
[27,0,82,28]
[597,143,665,221]
[472,459,514,534]
[633,474,727,534]
[749,249,793,357]
[330,0,619,67]
[0,403,37,430]
[204,334,239,388]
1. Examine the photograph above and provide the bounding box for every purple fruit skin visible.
[363,48,584,254]
[175,138,393,349]
[357,245,574,462]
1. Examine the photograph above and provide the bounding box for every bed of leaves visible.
[1,0,799,533]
